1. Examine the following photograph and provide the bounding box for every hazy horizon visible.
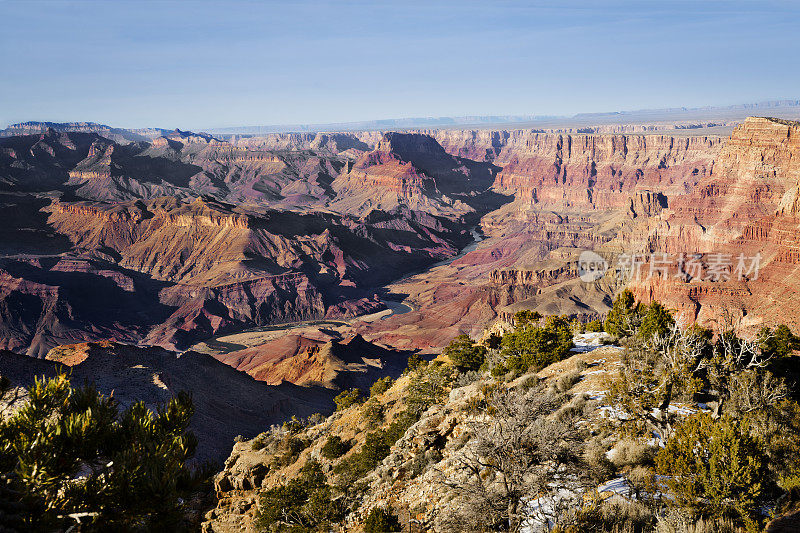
[4,98,800,135]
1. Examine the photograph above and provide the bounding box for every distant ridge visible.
[209,99,800,134]
[0,121,169,144]
[4,100,800,137]
[0,122,219,145]
[210,115,549,135]
[572,99,800,119]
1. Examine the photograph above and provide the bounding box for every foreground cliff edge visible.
[203,306,800,532]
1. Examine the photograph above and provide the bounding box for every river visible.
[188,227,483,354]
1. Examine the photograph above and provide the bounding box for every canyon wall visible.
[229,131,383,154]
[0,128,487,354]
[431,129,723,210]
[617,117,800,329]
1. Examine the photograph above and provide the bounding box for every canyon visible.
[623,117,800,329]
[4,118,798,355]
[6,3,800,529]
[1,116,799,461]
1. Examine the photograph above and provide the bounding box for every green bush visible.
[333,435,389,486]
[604,289,641,337]
[656,414,768,529]
[334,388,362,411]
[370,376,394,397]
[287,436,308,456]
[251,432,272,451]
[585,319,604,332]
[0,374,208,531]
[485,332,502,349]
[384,411,416,445]
[767,400,800,491]
[759,324,799,359]
[500,315,574,373]
[274,435,310,467]
[360,430,391,466]
[364,507,402,533]
[320,435,351,460]
[282,415,305,434]
[362,398,384,424]
[406,366,449,417]
[257,460,344,531]
[513,309,542,326]
[638,301,674,341]
[333,411,417,485]
[490,361,508,378]
[405,353,426,373]
[443,334,487,372]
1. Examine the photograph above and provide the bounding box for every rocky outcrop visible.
[230,131,382,153]
[213,333,411,389]
[68,140,114,179]
[419,129,721,212]
[162,128,222,145]
[330,132,502,218]
[430,129,511,162]
[331,133,466,217]
[202,342,629,532]
[489,262,580,288]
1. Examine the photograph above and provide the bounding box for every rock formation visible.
[200,341,630,532]
[213,333,411,389]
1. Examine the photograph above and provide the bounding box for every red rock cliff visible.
[626,117,800,330]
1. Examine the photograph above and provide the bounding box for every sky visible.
[1,0,799,130]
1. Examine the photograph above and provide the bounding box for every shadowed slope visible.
[0,341,334,462]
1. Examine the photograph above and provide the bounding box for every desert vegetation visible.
[595,291,800,532]
[0,375,211,531]
[210,295,800,532]
[490,312,575,377]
